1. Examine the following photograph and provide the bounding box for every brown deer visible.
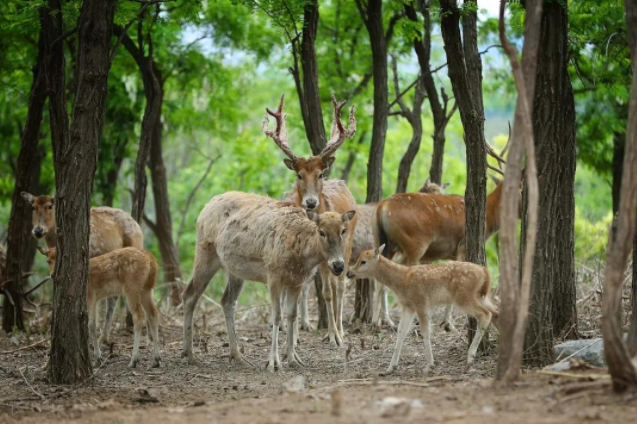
[372,177,506,332]
[353,181,448,329]
[181,191,356,370]
[347,245,498,375]
[39,247,160,368]
[263,94,358,347]
[22,193,143,343]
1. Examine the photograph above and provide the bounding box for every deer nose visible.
[331,261,345,275]
[346,271,356,279]
[304,198,318,210]
[33,227,44,238]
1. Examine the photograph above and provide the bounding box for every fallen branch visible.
[19,368,44,400]
[0,338,49,355]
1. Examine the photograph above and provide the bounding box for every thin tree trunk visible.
[2,28,47,333]
[101,137,127,207]
[354,278,373,323]
[361,0,388,204]
[496,0,542,383]
[44,0,116,384]
[523,0,577,367]
[601,0,637,392]
[612,132,625,216]
[148,118,183,306]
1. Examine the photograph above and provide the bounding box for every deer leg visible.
[100,296,118,345]
[128,297,145,368]
[336,275,346,340]
[221,275,252,367]
[321,266,342,348]
[466,304,492,370]
[141,290,161,368]
[280,288,288,333]
[285,284,305,368]
[298,276,313,331]
[88,296,101,365]
[382,307,416,376]
[267,281,283,372]
[416,307,434,372]
[182,247,220,365]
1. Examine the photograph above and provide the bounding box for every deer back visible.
[351,203,376,264]
[88,247,156,300]
[89,207,144,257]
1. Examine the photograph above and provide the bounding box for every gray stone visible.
[553,338,605,367]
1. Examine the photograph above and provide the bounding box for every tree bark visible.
[522,0,577,367]
[612,132,625,216]
[44,0,116,384]
[601,0,637,392]
[101,137,127,207]
[354,278,373,323]
[2,28,47,333]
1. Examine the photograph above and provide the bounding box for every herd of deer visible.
[21,95,508,376]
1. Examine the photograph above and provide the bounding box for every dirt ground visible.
[1,289,636,424]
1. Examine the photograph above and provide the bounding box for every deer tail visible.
[480,266,499,328]
[375,205,390,258]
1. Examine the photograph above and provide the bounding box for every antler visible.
[262,94,297,161]
[485,121,511,176]
[320,95,356,159]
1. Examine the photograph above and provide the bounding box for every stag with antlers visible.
[261,94,358,347]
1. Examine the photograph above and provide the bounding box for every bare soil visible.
[1,291,636,423]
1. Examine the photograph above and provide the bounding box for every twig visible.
[1,338,50,355]
[536,370,610,380]
[551,339,603,365]
[22,277,51,297]
[19,368,44,400]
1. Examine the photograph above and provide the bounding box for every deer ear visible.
[21,192,34,204]
[488,174,502,186]
[37,246,48,256]
[323,156,336,170]
[283,158,295,171]
[341,210,356,222]
[442,183,450,189]
[375,244,385,259]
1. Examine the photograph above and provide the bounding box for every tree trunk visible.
[2,28,47,333]
[440,0,487,345]
[44,0,116,384]
[395,116,424,194]
[101,137,127,207]
[522,0,577,367]
[148,116,183,306]
[612,132,625,216]
[300,0,327,155]
[354,278,373,323]
[361,0,388,203]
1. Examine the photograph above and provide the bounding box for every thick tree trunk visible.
[2,29,47,333]
[148,118,183,306]
[361,0,388,203]
[522,1,577,366]
[44,0,116,384]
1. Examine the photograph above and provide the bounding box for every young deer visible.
[263,95,358,347]
[353,180,448,329]
[23,193,143,343]
[182,192,356,371]
[39,247,160,368]
[347,245,498,375]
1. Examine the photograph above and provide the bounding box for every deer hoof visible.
[441,321,458,333]
[151,358,161,368]
[128,358,139,368]
[299,321,313,332]
[380,366,396,377]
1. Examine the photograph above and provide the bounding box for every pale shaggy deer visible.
[354,180,449,329]
[39,247,160,368]
[182,192,356,371]
[263,94,358,347]
[373,178,505,332]
[347,245,498,375]
[22,192,143,343]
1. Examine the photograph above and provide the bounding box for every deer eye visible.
[361,260,367,265]
[319,173,324,179]
[48,204,53,210]
[297,174,302,180]
[319,230,326,237]
[341,228,347,235]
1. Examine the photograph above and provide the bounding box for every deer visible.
[262,94,358,347]
[181,191,356,370]
[347,245,498,375]
[353,180,449,329]
[38,246,160,368]
[21,193,143,344]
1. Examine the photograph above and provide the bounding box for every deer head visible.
[346,244,386,279]
[21,193,55,241]
[262,94,356,210]
[315,210,357,276]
